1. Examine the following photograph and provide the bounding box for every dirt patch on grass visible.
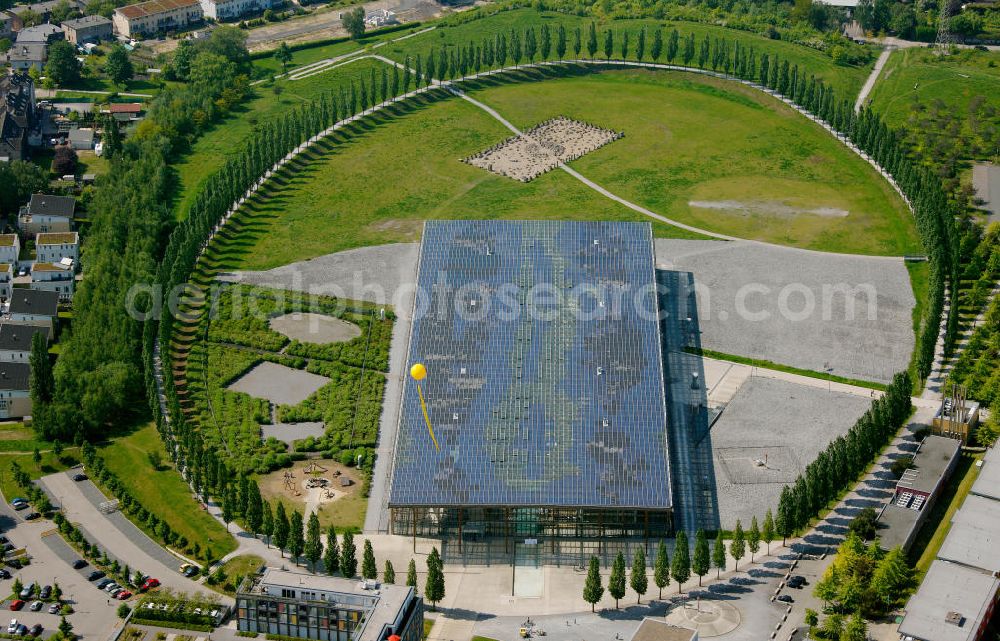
[688,200,849,218]
[365,218,423,241]
[269,312,362,344]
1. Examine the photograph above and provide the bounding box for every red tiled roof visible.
[109,103,142,113]
[116,0,199,20]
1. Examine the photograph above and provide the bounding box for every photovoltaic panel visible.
[388,220,671,509]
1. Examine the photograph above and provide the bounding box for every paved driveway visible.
[39,472,227,604]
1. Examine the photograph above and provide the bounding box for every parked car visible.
[776,594,794,603]
[71,473,87,482]
[39,586,51,600]
[10,498,26,507]
[29,623,42,637]
[15,624,26,636]
[7,619,17,633]
[18,587,31,599]
[0,569,10,579]
[87,571,105,581]
[1,543,14,553]
[28,601,41,612]
[11,503,27,511]
[23,512,40,521]
[105,583,119,593]
[47,603,59,614]
[95,579,112,589]
[7,601,23,611]
[6,559,22,569]
[0,536,9,544]
[141,578,160,590]
[183,565,198,577]
[72,559,87,569]
[116,591,132,600]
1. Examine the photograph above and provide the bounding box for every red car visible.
[116,591,132,600]
[9,600,24,611]
[141,578,160,591]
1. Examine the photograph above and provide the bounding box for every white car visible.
[193,607,202,615]
[7,620,17,634]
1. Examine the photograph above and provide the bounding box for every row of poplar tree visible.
[153,22,951,566]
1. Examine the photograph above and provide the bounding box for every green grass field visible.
[378,9,872,99]
[867,47,1000,130]
[99,424,238,560]
[173,57,391,220]
[223,68,914,269]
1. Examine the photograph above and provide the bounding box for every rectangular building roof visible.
[36,232,78,245]
[875,503,919,551]
[896,435,961,494]
[61,14,112,29]
[389,221,671,510]
[970,446,1000,501]
[0,362,30,391]
[0,324,47,352]
[898,560,1000,641]
[115,0,199,20]
[8,288,59,317]
[0,235,17,247]
[937,493,1000,573]
[246,568,416,641]
[25,194,75,219]
[109,103,142,113]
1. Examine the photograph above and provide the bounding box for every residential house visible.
[199,0,272,20]
[35,232,78,264]
[5,288,59,339]
[15,22,63,43]
[30,261,74,301]
[0,265,13,302]
[0,361,31,419]
[60,14,112,44]
[0,324,47,362]
[0,235,21,268]
[113,0,202,38]
[68,127,93,150]
[6,42,47,72]
[1,11,15,40]
[106,102,143,124]
[0,72,36,161]
[18,194,76,235]
[8,0,82,24]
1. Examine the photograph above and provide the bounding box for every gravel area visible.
[973,163,1000,223]
[261,421,326,445]
[269,312,361,344]
[710,377,872,528]
[655,239,915,383]
[227,361,330,406]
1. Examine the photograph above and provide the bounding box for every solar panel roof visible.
[388,220,671,509]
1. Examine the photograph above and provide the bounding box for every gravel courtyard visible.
[269,312,362,344]
[228,361,330,406]
[655,239,915,383]
[710,376,872,528]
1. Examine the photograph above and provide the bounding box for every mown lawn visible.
[99,424,237,560]
[225,69,915,269]
[378,9,872,100]
[173,57,392,220]
[866,47,1000,130]
[0,450,80,503]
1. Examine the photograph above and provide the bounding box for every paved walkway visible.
[855,46,894,112]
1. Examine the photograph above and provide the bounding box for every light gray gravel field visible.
[228,361,330,405]
[654,239,915,383]
[710,376,872,528]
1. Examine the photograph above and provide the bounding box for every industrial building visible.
[387,220,673,565]
[236,568,423,641]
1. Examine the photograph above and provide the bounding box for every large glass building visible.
[388,221,673,565]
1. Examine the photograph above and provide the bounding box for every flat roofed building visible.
[388,220,671,564]
[199,0,273,21]
[0,361,31,418]
[937,493,1000,573]
[629,618,698,641]
[30,262,74,301]
[897,560,1000,641]
[876,435,961,552]
[236,568,423,641]
[113,0,202,38]
[35,232,78,264]
[0,234,21,267]
[970,446,1000,501]
[60,14,112,44]
[18,194,76,234]
[0,323,47,362]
